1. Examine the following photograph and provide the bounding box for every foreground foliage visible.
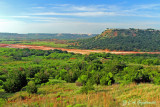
[0,47,160,106]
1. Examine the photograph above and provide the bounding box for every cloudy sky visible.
[0,0,160,33]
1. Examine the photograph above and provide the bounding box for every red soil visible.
[114,31,118,37]
[1,43,160,55]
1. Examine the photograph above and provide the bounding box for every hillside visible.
[1,47,160,106]
[0,33,97,40]
[76,28,160,52]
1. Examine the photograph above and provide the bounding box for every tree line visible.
[0,48,160,94]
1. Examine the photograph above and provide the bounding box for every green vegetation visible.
[0,40,69,48]
[23,40,68,48]
[76,28,160,51]
[0,47,160,106]
[26,81,37,94]
[3,70,27,93]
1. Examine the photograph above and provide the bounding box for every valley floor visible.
[1,43,160,55]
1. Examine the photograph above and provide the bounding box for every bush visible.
[45,79,66,85]
[26,81,37,94]
[77,75,88,85]
[0,98,6,107]
[100,72,114,85]
[34,71,49,84]
[119,66,151,84]
[33,58,42,64]
[0,80,3,86]
[3,71,27,93]
[80,80,94,94]
[153,77,160,85]
[0,75,7,81]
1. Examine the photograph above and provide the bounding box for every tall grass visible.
[3,83,160,107]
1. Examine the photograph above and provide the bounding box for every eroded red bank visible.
[1,43,160,55]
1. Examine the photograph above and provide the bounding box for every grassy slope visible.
[0,47,160,107]
[1,82,159,107]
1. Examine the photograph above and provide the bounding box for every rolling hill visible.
[76,28,160,52]
[0,33,97,40]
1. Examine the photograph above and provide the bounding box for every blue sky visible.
[0,0,160,33]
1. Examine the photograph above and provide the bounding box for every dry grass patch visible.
[4,83,160,107]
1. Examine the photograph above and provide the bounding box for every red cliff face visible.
[96,29,113,39]
[114,31,118,37]
[97,28,139,39]
[132,33,136,37]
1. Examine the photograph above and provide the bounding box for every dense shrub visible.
[153,77,160,85]
[2,71,27,93]
[118,66,152,84]
[80,80,94,94]
[100,72,114,85]
[45,79,66,85]
[77,75,88,85]
[34,71,49,84]
[0,75,6,81]
[26,81,37,94]
[0,80,3,86]
[1,47,160,94]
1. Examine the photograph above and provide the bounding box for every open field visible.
[1,43,160,55]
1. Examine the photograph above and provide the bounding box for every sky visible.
[0,0,160,34]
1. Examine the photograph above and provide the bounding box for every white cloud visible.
[66,5,109,12]
[32,11,116,17]
[0,19,160,34]
[11,16,31,18]
[122,3,160,17]
[32,7,45,9]
[48,4,120,12]
[29,3,160,18]
[1,3,160,33]
[134,4,160,10]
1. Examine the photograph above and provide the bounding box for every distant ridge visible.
[0,33,97,40]
[76,28,160,52]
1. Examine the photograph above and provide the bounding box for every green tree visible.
[34,71,49,84]
[100,72,114,85]
[3,71,27,93]
[77,75,88,85]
